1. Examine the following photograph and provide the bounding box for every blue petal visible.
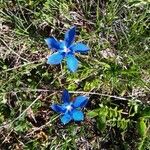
[47,52,63,64]
[60,113,72,125]
[73,96,88,108]
[59,41,65,49]
[45,37,60,50]
[70,43,89,53]
[51,104,66,113]
[72,110,84,121]
[66,54,78,72]
[62,89,70,103]
[64,26,76,48]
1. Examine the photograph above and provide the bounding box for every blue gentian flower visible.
[51,89,88,125]
[45,26,89,72]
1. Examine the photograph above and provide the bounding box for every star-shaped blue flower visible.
[51,89,88,125]
[45,26,90,72]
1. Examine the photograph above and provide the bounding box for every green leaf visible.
[140,107,150,118]
[97,115,106,131]
[118,118,129,130]
[0,113,4,123]
[137,118,147,137]
[87,110,99,118]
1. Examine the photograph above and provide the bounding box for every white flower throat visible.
[64,46,70,53]
[66,105,72,111]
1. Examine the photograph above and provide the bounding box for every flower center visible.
[66,105,72,111]
[64,46,70,53]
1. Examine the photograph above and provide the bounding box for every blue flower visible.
[45,26,90,72]
[51,89,88,125]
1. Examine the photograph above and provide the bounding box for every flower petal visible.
[72,110,84,121]
[70,43,89,53]
[45,37,60,50]
[64,26,76,47]
[66,54,78,72]
[59,41,65,49]
[61,89,70,103]
[60,113,72,125]
[51,104,66,113]
[47,52,63,64]
[73,96,88,108]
